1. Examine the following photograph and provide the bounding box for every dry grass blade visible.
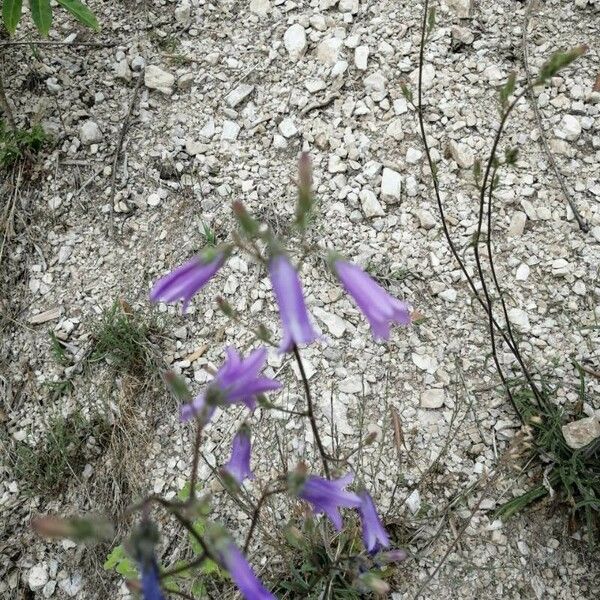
[390,407,405,466]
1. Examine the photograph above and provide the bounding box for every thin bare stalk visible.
[0,40,117,48]
[188,421,203,504]
[416,0,543,416]
[473,162,521,417]
[522,0,588,232]
[292,344,331,478]
[161,553,208,579]
[243,485,286,552]
[475,89,546,410]
[109,69,144,235]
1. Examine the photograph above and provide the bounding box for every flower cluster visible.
[141,169,412,597]
[150,230,410,346]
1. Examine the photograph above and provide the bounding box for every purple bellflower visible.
[269,254,319,353]
[150,252,224,313]
[333,259,411,341]
[220,542,275,600]
[298,474,361,531]
[180,347,281,422]
[139,559,165,600]
[357,491,390,554]
[223,426,255,485]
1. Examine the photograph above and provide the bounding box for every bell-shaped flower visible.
[357,491,390,554]
[219,542,275,600]
[223,426,255,485]
[269,254,319,353]
[150,251,225,313]
[180,347,281,421]
[333,259,410,341]
[298,473,361,531]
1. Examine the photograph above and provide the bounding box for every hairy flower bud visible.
[296,152,313,230]
[232,200,260,237]
[32,515,114,543]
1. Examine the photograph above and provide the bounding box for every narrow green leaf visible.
[473,159,482,185]
[3,0,23,34]
[56,0,99,30]
[191,581,207,596]
[201,559,220,575]
[30,0,52,36]
[427,7,436,34]
[103,545,127,570]
[499,71,516,109]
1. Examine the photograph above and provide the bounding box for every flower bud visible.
[232,201,259,237]
[358,572,390,595]
[163,370,192,402]
[32,515,114,543]
[378,548,408,564]
[216,296,235,318]
[295,152,313,230]
[536,45,588,84]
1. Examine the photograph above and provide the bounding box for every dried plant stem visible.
[243,485,285,552]
[413,470,500,599]
[292,344,331,478]
[109,70,144,235]
[416,0,545,417]
[522,0,588,232]
[0,61,15,130]
[0,40,117,48]
[188,421,203,504]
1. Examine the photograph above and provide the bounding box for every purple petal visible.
[335,260,410,341]
[180,393,216,424]
[358,491,390,554]
[139,559,166,600]
[150,254,224,313]
[220,543,275,600]
[269,255,319,353]
[298,474,361,531]
[223,429,255,485]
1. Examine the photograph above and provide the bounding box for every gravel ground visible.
[1,0,599,598]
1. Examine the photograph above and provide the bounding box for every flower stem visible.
[188,421,203,504]
[243,485,286,552]
[161,553,208,579]
[292,344,331,478]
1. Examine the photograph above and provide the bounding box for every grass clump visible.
[496,379,600,545]
[90,300,160,377]
[0,121,50,170]
[11,409,110,497]
[274,518,395,598]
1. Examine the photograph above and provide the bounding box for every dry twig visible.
[109,70,145,235]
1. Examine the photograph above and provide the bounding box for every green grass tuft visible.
[0,121,50,170]
[495,379,600,545]
[90,300,160,377]
[11,410,110,497]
